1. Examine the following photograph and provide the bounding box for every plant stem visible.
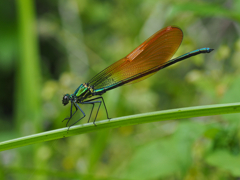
[1,102,240,151]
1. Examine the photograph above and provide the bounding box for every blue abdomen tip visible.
[207,48,214,53]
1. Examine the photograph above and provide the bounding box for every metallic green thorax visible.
[72,83,106,101]
[73,83,90,99]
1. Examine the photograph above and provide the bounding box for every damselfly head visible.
[62,94,70,106]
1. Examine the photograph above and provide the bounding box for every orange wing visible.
[88,26,183,89]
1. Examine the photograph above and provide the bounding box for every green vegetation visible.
[0,0,240,179]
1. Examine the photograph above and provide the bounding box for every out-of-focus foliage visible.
[0,0,240,179]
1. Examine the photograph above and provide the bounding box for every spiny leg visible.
[98,96,110,119]
[68,103,86,130]
[87,102,95,123]
[93,100,102,124]
[79,99,98,123]
[82,97,101,122]
[88,104,95,123]
[63,102,78,123]
[80,101,98,125]
[81,99,103,125]
[83,96,110,120]
[65,103,78,126]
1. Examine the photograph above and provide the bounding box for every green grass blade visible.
[1,102,240,152]
[16,0,41,129]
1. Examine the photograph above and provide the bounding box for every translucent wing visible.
[88,26,183,89]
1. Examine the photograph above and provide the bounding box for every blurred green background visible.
[1,0,240,179]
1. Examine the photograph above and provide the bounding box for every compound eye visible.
[62,95,69,105]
